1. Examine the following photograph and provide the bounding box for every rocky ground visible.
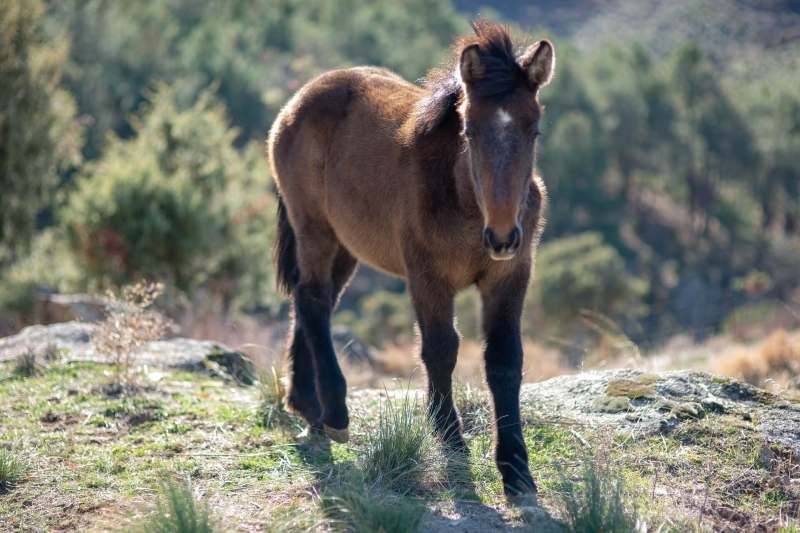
[1,323,798,532]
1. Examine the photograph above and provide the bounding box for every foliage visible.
[43,0,464,157]
[62,86,278,312]
[0,0,83,258]
[92,281,170,384]
[0,228,86,317]
[132,478,215,533]
[530,232,647,329]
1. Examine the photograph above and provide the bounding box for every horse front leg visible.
[409,275,465,450]
[478,267,537,501]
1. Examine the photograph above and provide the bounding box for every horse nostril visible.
[483,228,496,250]
[484,227,521,255]
[508,227,521,250]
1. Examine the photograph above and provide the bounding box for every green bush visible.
[530,232,647,331]
[0,228,85,315]
[62,85,279,312]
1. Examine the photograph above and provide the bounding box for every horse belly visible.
[325,192,406,278]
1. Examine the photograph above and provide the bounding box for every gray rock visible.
[520,368,800,454]
[0,321,255,384]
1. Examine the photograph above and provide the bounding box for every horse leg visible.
[478,268,537,500]
[409,276,465,450]
[293,225,351,441]
[285,246,357,432]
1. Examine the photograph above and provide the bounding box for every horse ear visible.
[520,40,555,88]
[459,44,483,86]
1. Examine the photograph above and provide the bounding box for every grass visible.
[256,363,299,430]
[0,357,798,531]
[357,390,440,491]
[132,478,215,533]
[0,450,27,492]
[14,349,38,377]
[320,484,426,533]
[556,449,642,533]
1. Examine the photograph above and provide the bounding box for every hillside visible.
[455,0,800,84]
[1,324,799,532]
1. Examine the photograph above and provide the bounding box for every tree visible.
[62,85,279,312]
[0,0,82,260]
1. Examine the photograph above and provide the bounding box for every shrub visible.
[0,228,85,316]
[529,232,647,333]
[92,281,170,384]
[62,85,279,313]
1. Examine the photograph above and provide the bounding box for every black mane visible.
[415,20,526,136]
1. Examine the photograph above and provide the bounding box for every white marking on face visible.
[497,109,512,127]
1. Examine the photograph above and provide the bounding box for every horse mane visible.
[415,20,526,136]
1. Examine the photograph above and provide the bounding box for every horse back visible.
[268,67,422,276]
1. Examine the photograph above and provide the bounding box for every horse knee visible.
[295,282,334,325]
[421,327,459,377]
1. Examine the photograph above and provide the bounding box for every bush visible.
[63,85,279,312]
[529,232,647,332]
[0,228,85,316]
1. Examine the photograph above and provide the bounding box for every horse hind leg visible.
[285,247,357,433]
[292,222,354,442]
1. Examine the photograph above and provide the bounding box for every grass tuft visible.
[452,382,491,436]
[556,446,643,533]
[358,392,438,491]
[256,364,297,429]
[320,485,425,533]
[14,349,38,377]
[0,450,27,492]
[133,478,215,533]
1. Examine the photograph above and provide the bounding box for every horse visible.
[267,20,555,500]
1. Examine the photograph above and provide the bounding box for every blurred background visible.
[1,0,799,389]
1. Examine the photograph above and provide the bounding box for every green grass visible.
[1,358,798,532]
[320,484,426,533]
[14,348,38,377]
[132,478,215,533]
[556,456,641,533]
[0,449,27,492]
[357,391,440,491]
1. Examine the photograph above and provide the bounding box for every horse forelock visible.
[415,21,526,136]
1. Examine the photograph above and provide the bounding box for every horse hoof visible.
[507,492,538,508]
[323,424,350,443]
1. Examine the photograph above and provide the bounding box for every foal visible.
[268,21,555,499]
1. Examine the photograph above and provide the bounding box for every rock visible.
[0,321,254,384]
[520,369,800,454]
[330,325,376,367]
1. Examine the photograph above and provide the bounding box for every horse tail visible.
[273,194,299,296]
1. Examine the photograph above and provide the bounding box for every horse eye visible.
[531,130,541,144]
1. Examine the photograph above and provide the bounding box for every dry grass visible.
[377,339,569,386]
[714,329,800,390]
[92,281,171,384]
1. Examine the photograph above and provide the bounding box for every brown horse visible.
[268,21,554,500]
